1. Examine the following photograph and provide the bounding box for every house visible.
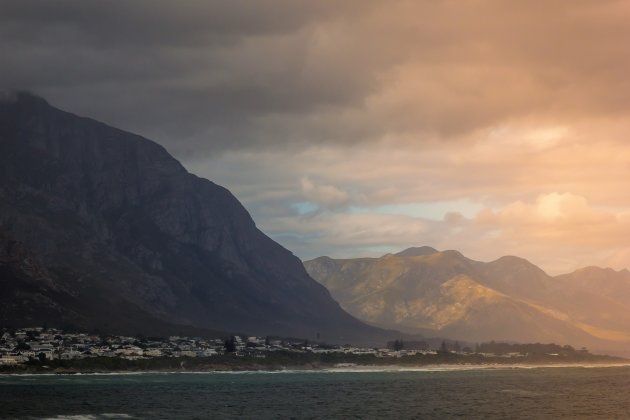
[0,355,21,365]
[144,349,164,357]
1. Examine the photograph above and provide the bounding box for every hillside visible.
[305,248,630,350]
[0,92,391,345]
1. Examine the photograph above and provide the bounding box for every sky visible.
[2,0,630,274]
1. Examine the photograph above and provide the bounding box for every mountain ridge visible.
[304,247,630,351]
[0,92,395,344]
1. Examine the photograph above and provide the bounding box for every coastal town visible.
[1,327,612,370]
[0,327,442,366]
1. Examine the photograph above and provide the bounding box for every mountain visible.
[550,267,630,342]
[394,246,438,257]
[304,247,630,350]
[555,266,630,307]
[0,92,390,344]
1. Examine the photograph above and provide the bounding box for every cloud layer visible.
[3,0,630,273]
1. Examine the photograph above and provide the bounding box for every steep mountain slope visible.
[304,248,630,347]
[474,256,555,301]
[555,266,630,307]
[550,267,630,342]
[0,92,387,344]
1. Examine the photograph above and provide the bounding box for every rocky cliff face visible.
[304,248,630,350]
[0,92,385,343]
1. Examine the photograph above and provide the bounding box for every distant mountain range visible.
[305,247,630,353]
[0,92,394,345]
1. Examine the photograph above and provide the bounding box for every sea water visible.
[2,366,630,419]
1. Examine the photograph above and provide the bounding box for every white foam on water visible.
[37,415,135,420]
[320,362,630,373]
[3,362,629,379]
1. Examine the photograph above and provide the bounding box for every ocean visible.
[2,365,630,419]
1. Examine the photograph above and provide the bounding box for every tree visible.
[440,340,448,353]
[134,340,147,349]
[15,342,31,351]
[393,339,404,351]
[454,341,461,353]
[224,336,236,353]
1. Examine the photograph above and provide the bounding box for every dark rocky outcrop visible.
[0,92,387,344]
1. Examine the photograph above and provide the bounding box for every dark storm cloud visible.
[3,0,630,158]
[0,0,383,155]
[0,1,340,46]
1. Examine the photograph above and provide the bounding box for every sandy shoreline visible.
[2,362,630,376]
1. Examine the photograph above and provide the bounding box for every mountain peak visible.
[0,90,48,106]
[395,246,439,257]
[490,255,538,268]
